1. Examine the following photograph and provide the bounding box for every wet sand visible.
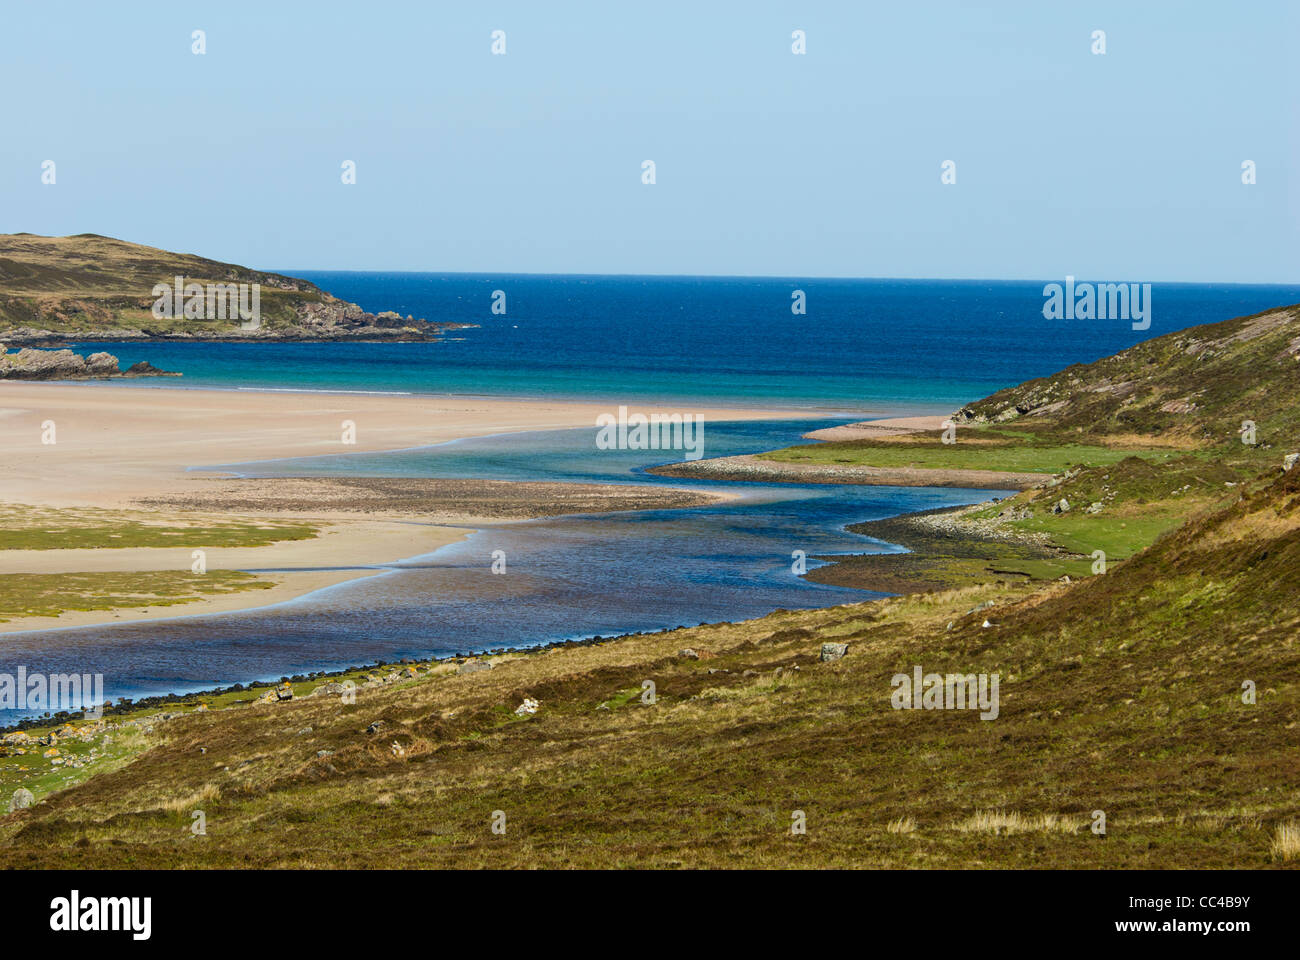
[0,383,801,632]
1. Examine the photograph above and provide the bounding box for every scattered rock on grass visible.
[820,642,849,662]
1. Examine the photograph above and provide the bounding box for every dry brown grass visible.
[158,783,221,814]
[1271,821,1300,862]
[953,810,1086,836]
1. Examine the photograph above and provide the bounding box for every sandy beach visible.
[0,382,807,633]
[801,415,948,442]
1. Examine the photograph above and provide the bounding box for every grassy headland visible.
[0,233,459,342]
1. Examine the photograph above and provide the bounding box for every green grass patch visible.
[763,435,1176,474]
[1011,508,1189,559]
[0,570,273,622]
[0,505,316,550]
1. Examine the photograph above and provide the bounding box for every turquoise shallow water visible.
[2,419,1006,722]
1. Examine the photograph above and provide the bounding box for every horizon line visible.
[278,268,1300,288]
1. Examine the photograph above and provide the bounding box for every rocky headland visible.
[0,233,467,343]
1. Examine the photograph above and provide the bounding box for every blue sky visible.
[1,1,1295,281]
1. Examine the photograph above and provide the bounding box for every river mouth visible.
[1,418,1011,723]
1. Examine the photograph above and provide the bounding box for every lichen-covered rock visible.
[820,642,849,662]
[85,351,119,375]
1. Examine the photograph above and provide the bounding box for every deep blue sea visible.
[9,274,1297,723]
[71,274,1300,413]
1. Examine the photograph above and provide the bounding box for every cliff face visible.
[0,234,458,342]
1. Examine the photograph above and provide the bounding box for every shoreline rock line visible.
[0,346,178,380]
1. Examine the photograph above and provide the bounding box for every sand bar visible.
[0,383,811,632]
[0,382,811,509]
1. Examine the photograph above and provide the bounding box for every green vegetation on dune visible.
[0,521,316,551]
[0,570,272,622]
[763,429,1171,474]
[0,504,317,550]
[0,504,312,622]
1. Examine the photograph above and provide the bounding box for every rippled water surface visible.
[1,419,1009,721]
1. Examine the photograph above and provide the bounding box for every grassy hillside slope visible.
[954,302,1300,444]
[1,464,1296,867]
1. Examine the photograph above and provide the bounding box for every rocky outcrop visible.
[283,300,448,340]
[0,346,180,380]
[0,303,462,344]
